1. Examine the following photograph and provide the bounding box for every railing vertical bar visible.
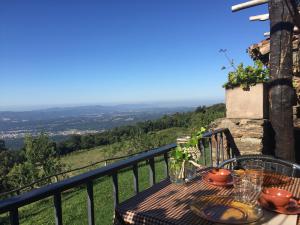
[54,193,63,225]
[149,158,156,186]
[9,208,19,225]
[201,140,207,166]
[220,133,224,162]
[86,181,95,225]
[226,139,233,170]
[219,134,222,164]
[164,153,169,178]
[226,137,231,159]
[133,164,139,195]
[209,138,213,167]
[292,165,296,177]
[112,173,119,208]
[215,134,220,166]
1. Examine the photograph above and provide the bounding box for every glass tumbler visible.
[244,162,264,205]
[232,170,251,203]
[184,161,197,182]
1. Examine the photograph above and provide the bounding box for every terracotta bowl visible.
[208,169,231,183]
[261,188,292,208]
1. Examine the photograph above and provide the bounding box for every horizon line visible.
[0,98,224,112]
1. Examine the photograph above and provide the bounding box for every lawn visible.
[60,127,190,177]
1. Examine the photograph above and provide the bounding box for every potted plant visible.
[220,50,269,119]
[169,127,206,184]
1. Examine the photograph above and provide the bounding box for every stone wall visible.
[210,118,274,156]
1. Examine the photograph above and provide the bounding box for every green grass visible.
[62,127,189,166]
[61,146,107,170]
[60,141,132,173]
[0,159,166,225]
[60,127,190,177]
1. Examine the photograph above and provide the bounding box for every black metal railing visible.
[201,128,240,167]
[0,148,171,198]
[0,128,238,225]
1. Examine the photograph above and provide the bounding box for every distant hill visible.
[0,104,194,121]
[0,104,197,149]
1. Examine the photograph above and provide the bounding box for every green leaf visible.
[222,60,269,89]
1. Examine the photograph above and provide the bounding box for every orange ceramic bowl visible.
[208,169,231,183]
[261,188,292,208]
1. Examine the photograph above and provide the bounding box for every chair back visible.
[218,154,300,177]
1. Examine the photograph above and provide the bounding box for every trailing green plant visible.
[169,127,206,181]
[170,127,206,164]
[223,60,269,90]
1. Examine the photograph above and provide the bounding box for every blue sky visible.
[0,0,269,110]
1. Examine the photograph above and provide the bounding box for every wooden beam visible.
[232,0,268,12]
[250,14,269,21]
[251,12,300,22]
[269,0,295,161]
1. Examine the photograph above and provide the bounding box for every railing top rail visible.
[202,128,229,138]
[218,154,300,170]
[0,143,176,214]
[0,147,162,198]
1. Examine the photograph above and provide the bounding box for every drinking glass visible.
[244,160,264,208]
[184,161,197,182]
[232,170,251,202]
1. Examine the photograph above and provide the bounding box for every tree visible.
[57,135,81,155]
[195,106,206,114]
[81,134,95,149]
[8,134,65,189]
[0,140,15,193]
[8,162,38,189]
[23,134,57,164]
[0,139,6,151]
